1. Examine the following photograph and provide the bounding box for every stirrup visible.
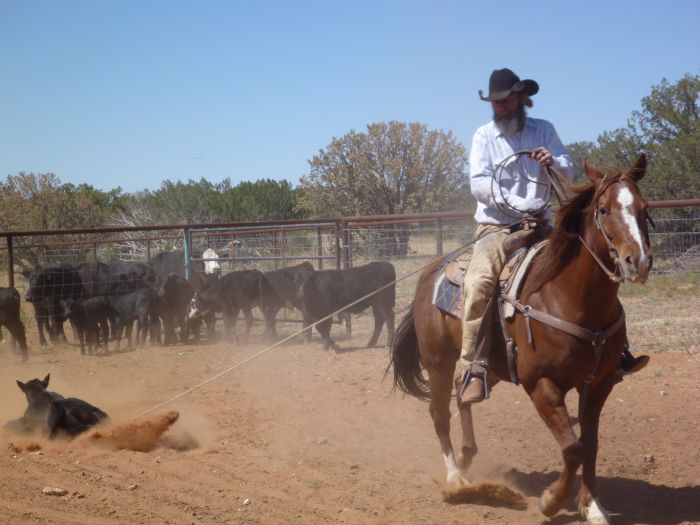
[459,362,490,402]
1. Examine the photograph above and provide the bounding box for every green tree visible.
[565,141,595,183]
[570,74,699,204]
[297,121,469,256]
[298,121,469,217]
[0,172,125,268]
[222,179,300,222]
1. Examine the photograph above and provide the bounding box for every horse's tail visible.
[386,303,431,401]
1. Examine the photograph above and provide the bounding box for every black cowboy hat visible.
[479,68,539,102]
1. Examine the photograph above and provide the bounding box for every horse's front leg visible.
[529,377,583,517]
[454,375,478,474]
[426,360,469,486]
[577,375,617,525]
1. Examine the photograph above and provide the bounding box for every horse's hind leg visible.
[427,361,470,486]
[577,376,617,525]
[529,377,582,517]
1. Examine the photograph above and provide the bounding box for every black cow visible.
[263,262,316,339]
[4,374,108,438]
[159,273,194,345]
[0,287,28,361]
[78,260,157,296]
[108,287,161,349]
[61,297,118,355]
[297,261,396,351]
[149,250,205,283]
[264,262,316,311]
[188,270,280,343]
[22,264,84,346]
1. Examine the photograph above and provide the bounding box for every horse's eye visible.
[598,207,608,215]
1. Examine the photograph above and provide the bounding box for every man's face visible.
[491,93,520,117]
[491,93,526,135]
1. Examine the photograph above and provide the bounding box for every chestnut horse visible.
[389,155,652,524]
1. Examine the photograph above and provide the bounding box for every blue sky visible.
[1,0,698,193]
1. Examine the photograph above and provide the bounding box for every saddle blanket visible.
[432,272,462,318]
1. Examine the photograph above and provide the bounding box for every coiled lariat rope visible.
[139,220,526,417]
[491,150,570,219]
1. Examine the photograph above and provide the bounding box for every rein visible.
[576,174,628,283]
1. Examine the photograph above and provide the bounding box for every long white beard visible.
[494,106,526,135]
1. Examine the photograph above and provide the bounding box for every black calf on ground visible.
[108,287,161,349]
[0,287,29,361]
[61,297,118,355]
[4,374,108,438]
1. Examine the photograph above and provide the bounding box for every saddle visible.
[433,227,551,383]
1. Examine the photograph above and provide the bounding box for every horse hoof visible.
[539,488,560,517]
[581,498,611,525]
[446,471,470,487]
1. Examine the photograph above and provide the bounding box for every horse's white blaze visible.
[583,498,611,525]
[617,187,647,254]
[443,451,462,484]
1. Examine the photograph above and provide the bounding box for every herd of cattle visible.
[0,250,396,361]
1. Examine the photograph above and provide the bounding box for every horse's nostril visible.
[625,255,633,264]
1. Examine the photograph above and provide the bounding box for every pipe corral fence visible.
[2,204,700,281]
[0,202,698,336]
[1,202,699,284]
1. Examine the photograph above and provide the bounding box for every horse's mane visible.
[522,177,607,296]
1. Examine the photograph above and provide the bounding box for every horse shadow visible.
[505,469,700,525]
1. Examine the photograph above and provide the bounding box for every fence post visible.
[228,233,236,273]
[280,226,286,269]
[342,221,352,269]
[334,220,342,270]
[342,220,353,336]
[316,226,323,269]
[183,227,192,279]
[146,239,151,261]
[93,242,98,261]
[6,235,14,288]
[436,218,444,256]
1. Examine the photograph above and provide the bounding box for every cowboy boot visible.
[617,344,649,375]
[460,374,486,404]
[459,361,488,404]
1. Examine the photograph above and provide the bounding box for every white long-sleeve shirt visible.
[469,117,574,225]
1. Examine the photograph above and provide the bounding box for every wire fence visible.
[0,206,697,351]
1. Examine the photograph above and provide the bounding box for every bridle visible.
[577,174,627,283]
[576,174,653,284]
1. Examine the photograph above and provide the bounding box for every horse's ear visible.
[584,160,605,184]
[628,154,647,182]
[42,373,50,388]
[16,380,26,392]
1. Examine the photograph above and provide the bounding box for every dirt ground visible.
[0,305,698,525]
